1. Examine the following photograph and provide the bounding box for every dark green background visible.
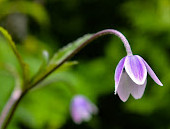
[0,0,169,128]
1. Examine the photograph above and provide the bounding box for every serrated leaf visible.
[49,34,92,66]
[46,34,92,72]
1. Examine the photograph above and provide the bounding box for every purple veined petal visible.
[114,56,127,94]
[139,56,163,86]
[124,55,147,85]
[130,79,147,99]
[117,71,132,102]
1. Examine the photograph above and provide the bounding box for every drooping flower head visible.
[114,55,163,102]
[70,95,98,124]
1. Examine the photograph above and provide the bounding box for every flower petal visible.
[114,56,126,94]
[71,107,84,124]
[117,71,132,102]
[125,55,147,85]
[70,95,98,124]
[131,79,147,99]
[141,57,163,86]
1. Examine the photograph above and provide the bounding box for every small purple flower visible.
[70,95,98,124]
[114,55,163,102]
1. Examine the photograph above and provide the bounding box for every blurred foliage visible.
[0,0,49,26]
[0,0,170,129]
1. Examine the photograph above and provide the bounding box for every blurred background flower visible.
[70,95,98,124]
[0,0,169,129]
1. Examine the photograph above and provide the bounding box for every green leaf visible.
[0,27,18,56]
[30,34,92,87]
[0,27,28,86]
[57,61,78,71]
[49,34,92,66]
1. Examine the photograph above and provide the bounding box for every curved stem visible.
[0,29,132,128]
[102,29,132,55]
[29,29,132,90]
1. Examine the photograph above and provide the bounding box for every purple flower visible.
[70,95,98,124]
[114,55,163,102]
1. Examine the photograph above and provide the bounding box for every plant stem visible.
[0,29,132,128]
[0,89,26,129]
[29,29,132,90]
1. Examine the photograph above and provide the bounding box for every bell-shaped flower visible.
[70,95,98,124]
[114,55,163,102]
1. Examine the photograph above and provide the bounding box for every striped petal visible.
[117,71,132,102]
[141,57,163,86]
[125,55,147,85]
[114,56,126,94]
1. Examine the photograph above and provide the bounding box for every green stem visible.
[0,29,132,128]
[29,29,132,90]
[0,88,24,129]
